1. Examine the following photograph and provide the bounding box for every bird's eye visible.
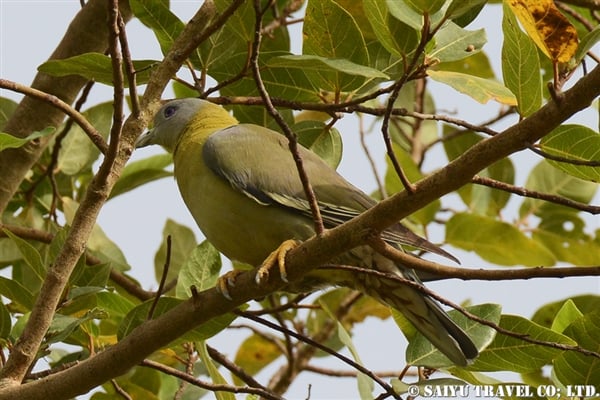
[163,105,177,119]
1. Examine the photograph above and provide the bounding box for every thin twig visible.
[250,0,324,234]
[174,343,196,400]
[25,361,79,381]
[206,345,269,391]
[304,364,415,378]
[117,12,139,116]
[105,0,125,181]
[472,175,600,214]
[528,143,600,167]
[236,309,401,399]
[110,379,132,400]
[359,113,387,199]
[148,235,172,320]
[364,235,600,281]
[319,262,600,360]
[0,79,107,153]
[141,359,284,400]
[381,14,439,194]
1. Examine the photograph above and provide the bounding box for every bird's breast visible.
[173,135,315,267]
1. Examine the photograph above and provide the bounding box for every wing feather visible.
[203,124,457,262]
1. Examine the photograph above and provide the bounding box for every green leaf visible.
[320,300,373,399]
[303,0,371,92]
[118,297,236,342]
[198,0,289,74]
[390,80,439,150]
[46,308,108,345]
[540,124,600,182]
[154,219,197,288]
[304,0,368,64]
[550,300,583,334]
[531,295,600,329]
[111,153,173,199]
[553,310,600,386]
[38,53,157,86]
[175,241,222,299]
[575,24,600,63]
[386,0,424,30]
[63,198,130,272]
[405,303,501,368]
[268,55,387,80]
[470,315,576,373]
[0,276,34,310]
[56,102,113,175]
[96,291,137,319]
[385,144,440,225]
[533,210,600,264]
[1,229,45,284]
[267,54,387,93]
[427,70,517,106]
[363,0,419,58]
[445,0,487,25]
[233,334,282,386]
[215,51,320,102]
[129,0,184,56]
[0,97,18,130]
[429,22,487,63]
[294,120,342,169]
[0,301,12,340]
[72,263,112,289]
[0,127,55,152]
[405,0,446,13]
[0,238,21,264]
[437,51,495,79]
[198,341,236,400]
[443,129,514,216]
[446,213,556,266]
[501,2,542,117]
[519,161,597,218]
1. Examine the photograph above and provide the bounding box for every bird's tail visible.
[337,246,478,366]
[362,269,478,366]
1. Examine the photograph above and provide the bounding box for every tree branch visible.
[140,359,283,400]
[0,79,107,154]
[0,0,132,215]
[0,0,220,388]
[472,175,600,214]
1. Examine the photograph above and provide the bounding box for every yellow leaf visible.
[507,0,578,63]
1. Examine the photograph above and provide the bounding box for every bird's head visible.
[136,98,235,153]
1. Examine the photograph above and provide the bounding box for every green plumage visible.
[136,98,478,366]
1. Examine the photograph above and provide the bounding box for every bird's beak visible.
[135,129,154,149]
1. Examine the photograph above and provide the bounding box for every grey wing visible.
[202,124,373,220]
[203,124,457,262]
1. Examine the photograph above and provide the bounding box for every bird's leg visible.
[255,239,300,285]
[216,270,245,301]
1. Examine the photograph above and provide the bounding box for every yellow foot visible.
[216,270,244,301]
[255,239,300,285]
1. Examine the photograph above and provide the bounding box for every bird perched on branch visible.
[136,98,478,366]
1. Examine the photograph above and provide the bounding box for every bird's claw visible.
[255,239,299,285]
[216,270,244,301]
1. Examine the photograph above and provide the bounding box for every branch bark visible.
[0,0,132,215]
[0,0,221,389]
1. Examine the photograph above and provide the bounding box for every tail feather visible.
[371,278,478,366]
[330,246,478,366]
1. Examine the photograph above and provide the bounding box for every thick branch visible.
[0,0,220,389]
[0,0,132,215]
